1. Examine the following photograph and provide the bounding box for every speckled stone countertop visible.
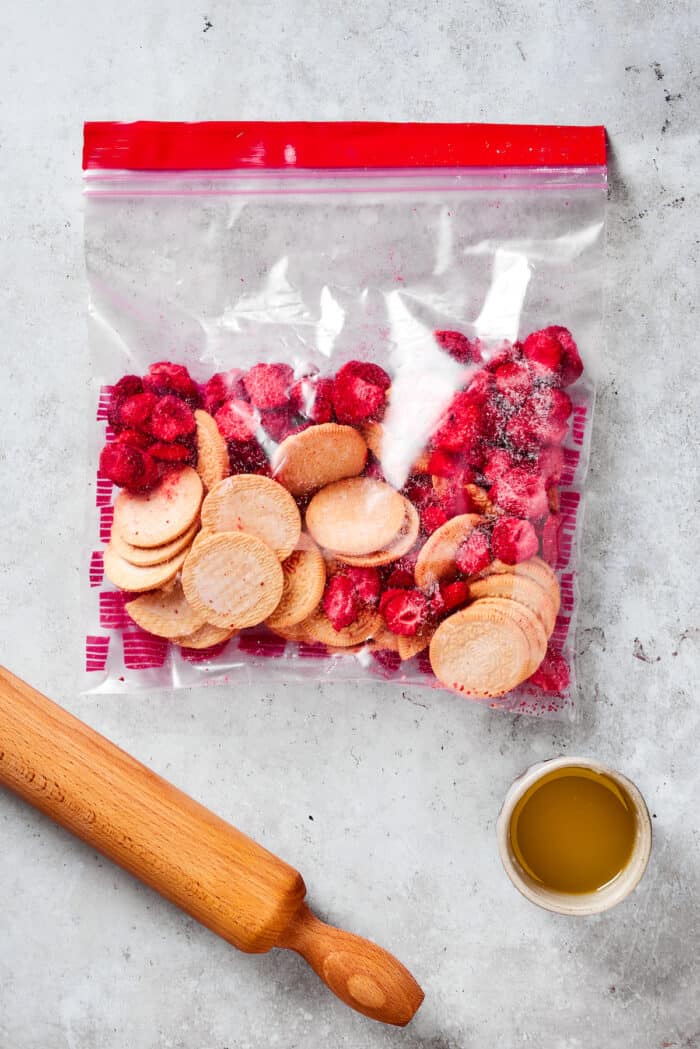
[0,3,698,1047]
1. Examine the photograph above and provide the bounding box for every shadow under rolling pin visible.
[0,666,423,1026]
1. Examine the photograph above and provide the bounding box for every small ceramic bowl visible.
[496,756,652,916]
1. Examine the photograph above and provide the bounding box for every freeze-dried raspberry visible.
[543,325,583,386]
[536,445,565,487]
[435,474,472,518]
[456,528,491,575]
[228,439,270,475]
[114,429,151,450]
[215,399,258,442]
[343,566,381,607]
[331,361,390,425]
[113,374,143,401]
[323,575,359,631]
[482,448,517,484]
[491,516,539,564]
[427,449,461,478]
[381,589,429,637]
[494,360,532,407]
[522,330,562,373]
[260,408,304,443]
[289,376,335,423]
[99,443,159,491]
[371,649,401,675]
[243,363,294,409]
[528,646,570,692]
[148,441,195,463]
[384,568,414,590]
[490,467,548,519]
[541,513,561,565]
[421,504,448,535]
[432,393,482,453]
[402,474,434,508]
[150,396,196,442]
[118,392,158,433]
[203,368,247,413]
[439,580,471,613]
[143,362,200,406]
[434,330,481,364]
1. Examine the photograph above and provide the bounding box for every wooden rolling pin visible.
[0,666,423,1025]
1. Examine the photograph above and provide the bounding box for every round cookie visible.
[468,573,557,636]
[201,474,301,561]
[272,423,367,496]
[398,626,434,662]
[473,596,547,676]
[125,581,207,639]
[173,622,238,650]
[429,604,531,698]
[306,478,406,556]
[194,409,230,492]
[109,518,199,567]
[483,556,561,616]
[464,483,496,515]
[182,532,284,629]
[368,627,402,654]
[113,467,203,549]
[265,534,327,630]
[414,513,484,588]
[333,500,419,568]
[303,605,381,648]
[103,545,189,593]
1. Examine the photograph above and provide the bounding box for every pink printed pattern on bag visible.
[571,404,586,446]
[89,551,104,588]
[96,472,113,507]
[99,505,114,543]
[180,640,233,663]
[96,385,114,422]
[556,491,580,569]
[99,590,133,629]
[559,572,575,613]
[561,447,580,487]
[85,635,110,672]
[550,615,571,652]
[122,629,168,670]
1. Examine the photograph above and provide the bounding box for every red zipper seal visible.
[83,122,606,171]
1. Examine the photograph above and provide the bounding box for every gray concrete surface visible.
[0,2,698,1047]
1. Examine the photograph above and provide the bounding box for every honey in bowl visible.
[509,766,637,894]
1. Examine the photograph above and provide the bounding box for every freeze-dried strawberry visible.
[117,392,158,433]
[427,449,461,478]
[243,363,294,410]
[483,448,517,484]
[382,589,429,637]
[505,411,539,452]
[541,513,561,565]
[343,566,381,607]
[371,649,401,675]
[113,374,143,401]
[99,443,159,491]
[456,528,491,575]
[385,568,414,590]
[150,396,196,442]
[548,487,560,513]
[528,646,570,692]
[490,467,548,519]
[491,516,539,564]
[537,444,565,487]
[543,325,583,386]
[464,369,495,405]
[228,439,270,475]
[486,345,521,373]
[480,396,510,444]
[323,575,359,631]
[432,393,482,453]
[260,408,303,443]
[435,474,473,518]
[494,360,531,407]
[421,504,448,535]
[522,330,562,373]
[402,474,434,508]
[215,398,258,442]
[148,441,195,463]
[204,368,247,413]
[143,362,200,406]
[434,330,481,364]
[379,588,408,617]
[439,579,470,613]
[520,387,572,445]
[289,376,335,423]
[332,361,390,425]
[114,429,151,450]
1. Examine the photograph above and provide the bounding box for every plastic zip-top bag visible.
[82,121,606,717]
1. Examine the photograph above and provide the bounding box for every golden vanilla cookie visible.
[303,605,382,648]
[414,513,484,588]
[360,421,384,459]
[468,573,557,637]
[109,518,199,567]
[194,409,230,492]
[398,626,434,661]
[173,622,238,650]
[334,499,419,568]
[368,627,402,654]
[272,423,367,495]
[484,556,561,617]
[125,581,207,639]
[473,596,547,676]
[429,604,531,698]
[464,483,497,515]
[113,467,203,548]
[103,544,189,593]
[306,478,406,556]
[201,474,301,560]
[182,531,284,629]
[265,534,327,630]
